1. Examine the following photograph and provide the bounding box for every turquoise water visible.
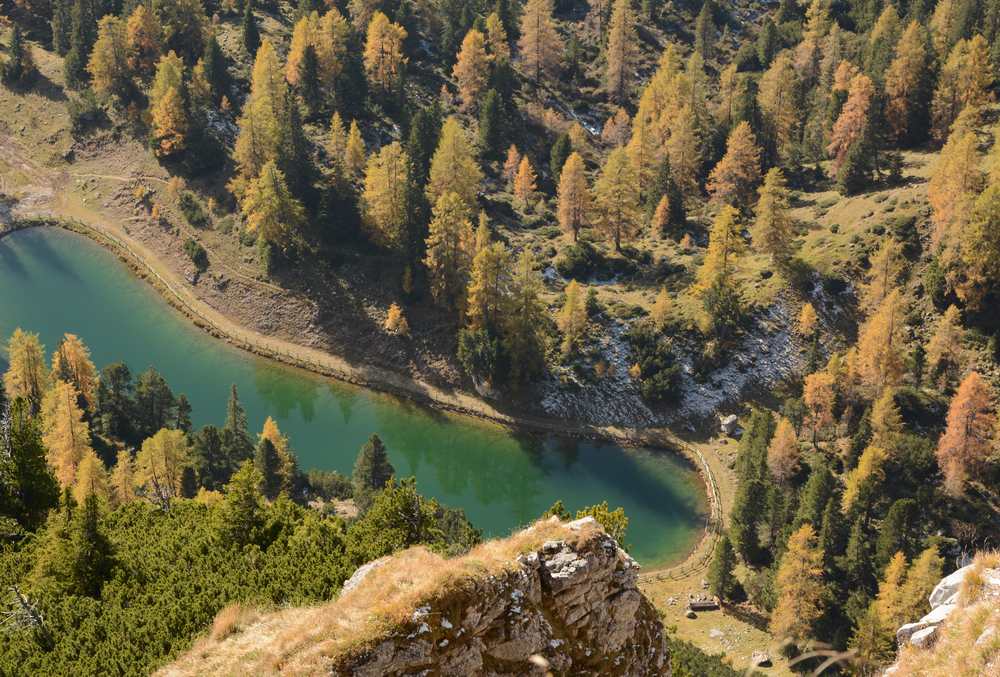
[0,228,706,565]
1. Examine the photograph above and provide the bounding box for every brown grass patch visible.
[210,603,260,642]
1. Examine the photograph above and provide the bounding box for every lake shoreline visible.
[2,218,722,573]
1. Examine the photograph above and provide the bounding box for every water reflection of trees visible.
[252,362,320,422]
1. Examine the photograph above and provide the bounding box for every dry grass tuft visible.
[210,603,260,642]
[959,550,1000,607]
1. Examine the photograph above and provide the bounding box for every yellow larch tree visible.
[706,121,762,208]
[327,111,349,181]
[4,328,49,414]
[696,205,744,290]
[518,0,563,86]
[855,289,906,395]
[363,11,407,93]
[859,237,904,315]
[41,380,93,488]
[937,371,995,496]
[233,40,288,194]
[427,117,482,210]
[135,428,193,508]
[361,142,411,251]
[803,370,836,443]
[502,145,521,186]
[884,21,930,142]
[768,417,801,483]
[504,251,547,385]
[842,445,888,511]
[484,12,510,63]
[651,287,672,329]
[828,73,875,174]
[111,450,136,507]
[453,29,488,112]
[73,450,110,505]
[604,0,636,103]
[593,147,641,252]
[51,333,98,412]
[424,191,476,312]
[242,160,307,252]
[286,9,350,89]
[898,546,944,622]
[926,305,965,389]
[750,167,795,265]
[466,242,513,332]
[875,551,909,629]
[149,51,188,158]
[345,120,367,181]
[798,302,818,338]
[795,0,831,79]
[928,124,983,250]
[758,52,800,165]
[559,280,588,358]
[260,416,297,495]
[871,387,904,451]
[931,35,994,141]
[88,15,130,100]
[665,104,701,197]
[770,524,827,647]
[557,152,591,241]
[513,155,538,209]
[125,3,162,80]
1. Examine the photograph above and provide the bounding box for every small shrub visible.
[68,90,105,136]
[178,191,211,229]
[555,241,602,279]
[305,469,353,500]
[215,215,235,234]
[183,238,208,272]
[627,322,681,402]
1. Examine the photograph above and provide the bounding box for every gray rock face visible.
[331,518,669,676]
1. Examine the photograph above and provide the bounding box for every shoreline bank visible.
[2,218,722,572]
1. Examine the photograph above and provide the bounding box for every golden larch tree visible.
[859,237,904,314]
[706,121,763,208]
[427,117,482,210]
[484,12,510,63]
[803,370,836,443]
[149,51,189,158]
[855,289,906,395]
[504,251,547,385]
[926,305,965,389]
[559,279,588,358]
[111,450,136,507]
[242,160,307,252]
[363,11,407,93]
[345,120,367,181]
[73,450,110,505]
[361,142,411,250]
[752,168,794,265]
[828,73,875,173]
[696,205,744,290]
[125,4,162,80]
[88,15,130,99]
[871,387,903,450]
[4,328,49,414]
[453,29,489,112]
[327,112,349,181]
[593,147,641,252]
[958,183,1000,309]
[557,152,591,241]
[260,416,296,495]
[651,287,673,329]
[884,21,929,142]
[135,428,193,509]
[503,145,521,186]
[514,155,538,209]
[604,0,636,102]
[466,242,513,332]
[768,417,801,482]
[798,302,818,338]
[233,40,289,194]
[928,125,983,250]
[758,52,800,165]
[936,371,995,496]
[41,380,93,488]
[842,445,888,512]
[770,524,827,646]
[51,333,98,412]
[898,546,944,622]
[931,35,994,141]
[518,0,562,85]
[875,551,909,629]
[424,192,476,311]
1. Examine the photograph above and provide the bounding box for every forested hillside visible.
[3,0,1000,672]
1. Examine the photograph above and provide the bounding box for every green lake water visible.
[0,227,706,565]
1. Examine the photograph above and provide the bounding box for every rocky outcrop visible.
[885,553,1000,676]
[160,517,669,676]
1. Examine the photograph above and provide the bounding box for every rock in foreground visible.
[159,517,669,676]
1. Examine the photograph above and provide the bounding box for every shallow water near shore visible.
[0,227,706,565]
